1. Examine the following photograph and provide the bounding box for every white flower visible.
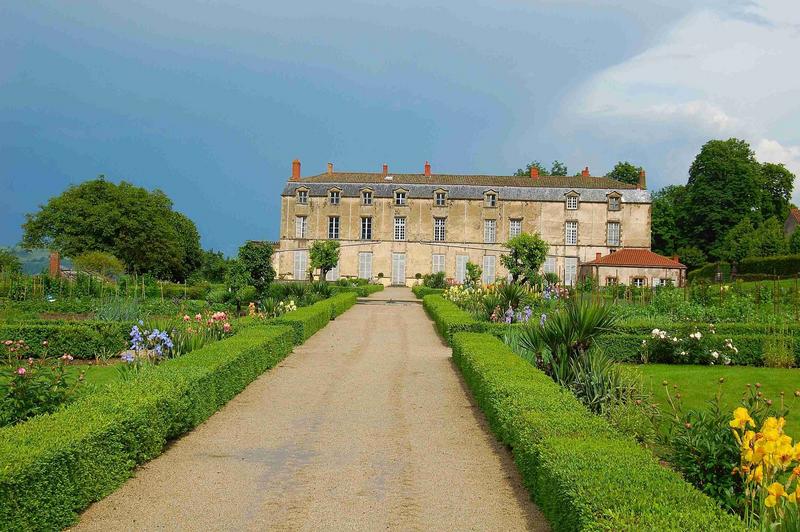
[711,351,719,359]
[652,328,660,336]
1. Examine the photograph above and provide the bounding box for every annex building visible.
[274,159,685,287]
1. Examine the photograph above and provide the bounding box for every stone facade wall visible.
[274,188,652,286]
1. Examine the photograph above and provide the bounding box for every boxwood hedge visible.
[422,295,487,341]
[0,321,132,359]
[270,292,357,344]
[412,286,444,299]
[0,325,295,531]
[451,332,744,531]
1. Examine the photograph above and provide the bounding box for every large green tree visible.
[606,161,643,186]
[22,177,202,281]
[683,139,764,259]
[195,249,232,283]
[0,249,22,275]
[513,160,568,177]
[650,185,687,256]
[717,217,758,264]
[237,241,275,296]
[759,162,794,222]
[500,232,549,285]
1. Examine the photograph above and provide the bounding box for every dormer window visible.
[566,193,579,210]
[435,191,447,207]
[297,189,308,204]
[329,190,341,205]
[608,194,621,211]
[485,192,498,207]
[394,190,407,206]
[362,190,373,206]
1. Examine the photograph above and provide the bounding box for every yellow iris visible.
[765,482,786,508]
[730,407,755,429]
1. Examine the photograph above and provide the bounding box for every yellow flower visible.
[748,465,764,485]
[765,482,786,508]
[731,407,755,429]
[787,486,799,504]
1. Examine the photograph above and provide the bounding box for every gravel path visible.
[74,288,548,531]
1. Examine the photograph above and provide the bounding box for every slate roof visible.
[282,172,650,203]
[583,249,686,269]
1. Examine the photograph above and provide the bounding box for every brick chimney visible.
[672,255,679,262]
[595,252,601,261]
[327,162,333,175]
[530,167,539,180]
[581,166,590,177]
[49,251,60,277]
[382,163,389,175]
[424,161,431,177]
[291,159,301,181]
[637,169,647,189]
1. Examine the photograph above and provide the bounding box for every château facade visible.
[274,159,683,287]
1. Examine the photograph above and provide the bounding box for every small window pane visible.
[435,192,446,207]
[329,191,340,205]
[484,220,497,243]
[565,221,578,245]
[328,216,340,239]
[394,217,406,241]
[295,216,307,239]
[509,219,522,238]
[566,195,578,210]
[434,218,446,242]
[361,217,372,240]
[607,222,620,246]
[485,194,497,207]
[432,254,445,274]
[362,191,373,205]
[395,192,406,206]
[297,190,308,204]
[609,196,620,211]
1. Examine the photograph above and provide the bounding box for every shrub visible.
[422,271,446,289]
[450,332,743,531]
[422,295,487,341]
[0,322,131,359]
[269,292,356,344]
[738,254,800,277]
[0,325,295,531]
[411,286,443,299]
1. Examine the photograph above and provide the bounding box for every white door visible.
[455,255,468,284]
[293,250,308,280]
[482,255,496,285]
[358,252,372,280]
[392,253,406,285]
[565,257,577,286]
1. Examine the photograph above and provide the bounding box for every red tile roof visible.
[583,248,686,269]
[789,208,800,224]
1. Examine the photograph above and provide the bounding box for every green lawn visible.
[636,364,800,436]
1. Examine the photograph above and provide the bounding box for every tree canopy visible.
[22,177,202,281]
[73,251,125,278]
[650,185,687,256]
[500,232,549,285]
[309,240,340,280]
[0,249,22,275]
[513,160,568,177]
[605,161,643,186]
[237,241,275,296]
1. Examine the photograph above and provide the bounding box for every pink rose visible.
[17,367,26,376]
[3,340,12,346]
[183,315,191,322]
[195,313,202,322]
[223,322,231,333]
[61,354,74,361]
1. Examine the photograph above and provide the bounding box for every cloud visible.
[564,0,800,196]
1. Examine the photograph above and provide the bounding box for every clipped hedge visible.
[0,321,132,359]
[411,286,444,299]
[422,295,487,341]
[0,325,295,531]
[451,332,743,531]
[270,292,357,344]
[738,254,800,276]
[332,283,384,297]
[687,262,731,283]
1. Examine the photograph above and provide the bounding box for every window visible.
[362,191,373,205]
[394,217,406,241]
[295,216,307,239]
[653,278,673,287]
[361,217,372,240]
[434,217,446,242]
[509,219,522,238]
[432,254,445,274]
[455,255,468,284]
[394,191,407,206]
[543,256,557,274]
[328,216,340,239]
[566,194,579,210]
[606,276,618,286]
[608,196,621,211]
[632,277,647,287]
[565,221,578,245]
[297,190,308,204]
[325,262,339,281]
[358,252,373,279]
[485,193,497,207]
[607,221,620,246]
[482,255,496,285]
[484,219,497,243]
[293,250,308,280]
[435,192,447,207]
[329,190,340,205]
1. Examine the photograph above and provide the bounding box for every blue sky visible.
[2,0,799,256]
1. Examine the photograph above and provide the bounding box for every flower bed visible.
[450,332,744,531]
[269,292,357,344]
[422,294,488,341]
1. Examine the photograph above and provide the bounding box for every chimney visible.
[424,161,431,177]
[49,251,60,277]
[637,169,647,189]
[530,167,539,180]
[581,166,590,177]
[382,163,389,175]
[595,252,601,261]
[327,162,334,175]
[672,255,679,262]
[291,159,301,181]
